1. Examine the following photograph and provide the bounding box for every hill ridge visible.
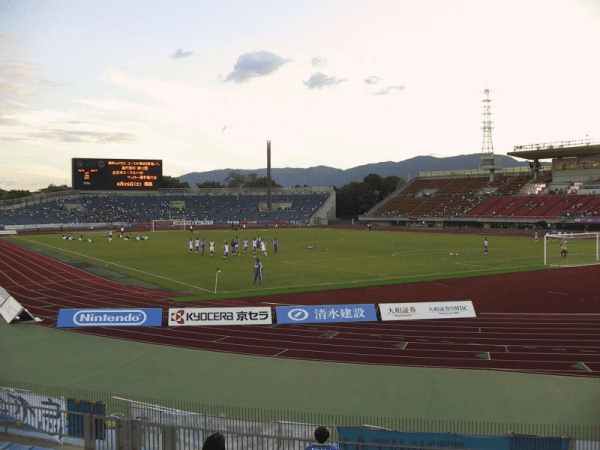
[179,154,527,187]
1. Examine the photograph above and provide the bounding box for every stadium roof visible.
[508,141,600,160]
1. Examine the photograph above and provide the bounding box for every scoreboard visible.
[72,158,162,190]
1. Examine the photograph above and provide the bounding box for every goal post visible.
[151,219,187,232]
[544,232,600,266]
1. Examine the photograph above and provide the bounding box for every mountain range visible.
[179,153,529,188]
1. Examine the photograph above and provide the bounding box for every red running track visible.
[1,238,600,377]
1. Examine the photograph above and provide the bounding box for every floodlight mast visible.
[267,140,272,210]
[480,88,501,181]
[481,88,494,156]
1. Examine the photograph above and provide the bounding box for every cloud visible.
[0,116,21,126]
[225,50,289,83]
[0,60,44,114]
[28,130,136,143]
[0,33,64,117]
[364,76,382,85]
[311,57,327,67]
[0,135,22,141]
[303,72,346,89]
[372,85,406,95]
[170,49,194,60]
[0,164,71,190]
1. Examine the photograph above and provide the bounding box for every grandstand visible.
[0,187,335,230]
[360,139,600,231]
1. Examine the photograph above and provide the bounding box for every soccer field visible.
[11,228,546,300]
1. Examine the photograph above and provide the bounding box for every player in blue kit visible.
[253,258,263,284]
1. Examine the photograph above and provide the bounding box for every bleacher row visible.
[467,194,600,219]
[0,193,330,227]
[372,173,600,220]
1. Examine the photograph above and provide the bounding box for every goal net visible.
[151,219,188,232]
[544,232,600,266]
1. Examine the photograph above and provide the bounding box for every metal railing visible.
[1,381,599,450]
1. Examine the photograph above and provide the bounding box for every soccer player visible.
[261,239,268,257]
[561,243,568,258]
[483,237,489,255]
[253,258,263,284]
[223,241,229,259]
[195,238,200,254]
[209,240,215,256]
[188,238,194,254]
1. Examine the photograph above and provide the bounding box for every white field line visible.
[19,238,214,293]
[283,260,392,278]
[454,262,500,269]
[282,258,539,284]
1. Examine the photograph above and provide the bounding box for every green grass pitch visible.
[11,228,547,301]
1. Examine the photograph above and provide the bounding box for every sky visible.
[2,0,600,191]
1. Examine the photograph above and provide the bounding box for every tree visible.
[162,176,189,189]
[362,174,403,202]
[39,184,70,194]
[196,181,223,188]
[245,176,281,188]
[335,173,405,219]
[1,190,32,201]
[382,175,404,193]
[336,182,376,219]
[224,170,281,188]
[224,170,246,188]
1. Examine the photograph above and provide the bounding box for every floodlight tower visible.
[479,88,501,181]
[267,140,272,210]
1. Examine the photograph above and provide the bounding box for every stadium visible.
[2,136,600,449]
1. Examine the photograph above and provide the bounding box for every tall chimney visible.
[267,140,272,210]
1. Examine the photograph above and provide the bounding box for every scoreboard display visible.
[72,158,162,190]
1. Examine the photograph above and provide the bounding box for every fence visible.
[1,380,599,450]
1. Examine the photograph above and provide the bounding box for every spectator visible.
[203,432,225,450]
[306,426,338,450]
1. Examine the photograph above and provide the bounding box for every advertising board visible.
[379,300,476,321]
[57,308,163,327]
[168,307,272,326]
[276,304,377,325]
